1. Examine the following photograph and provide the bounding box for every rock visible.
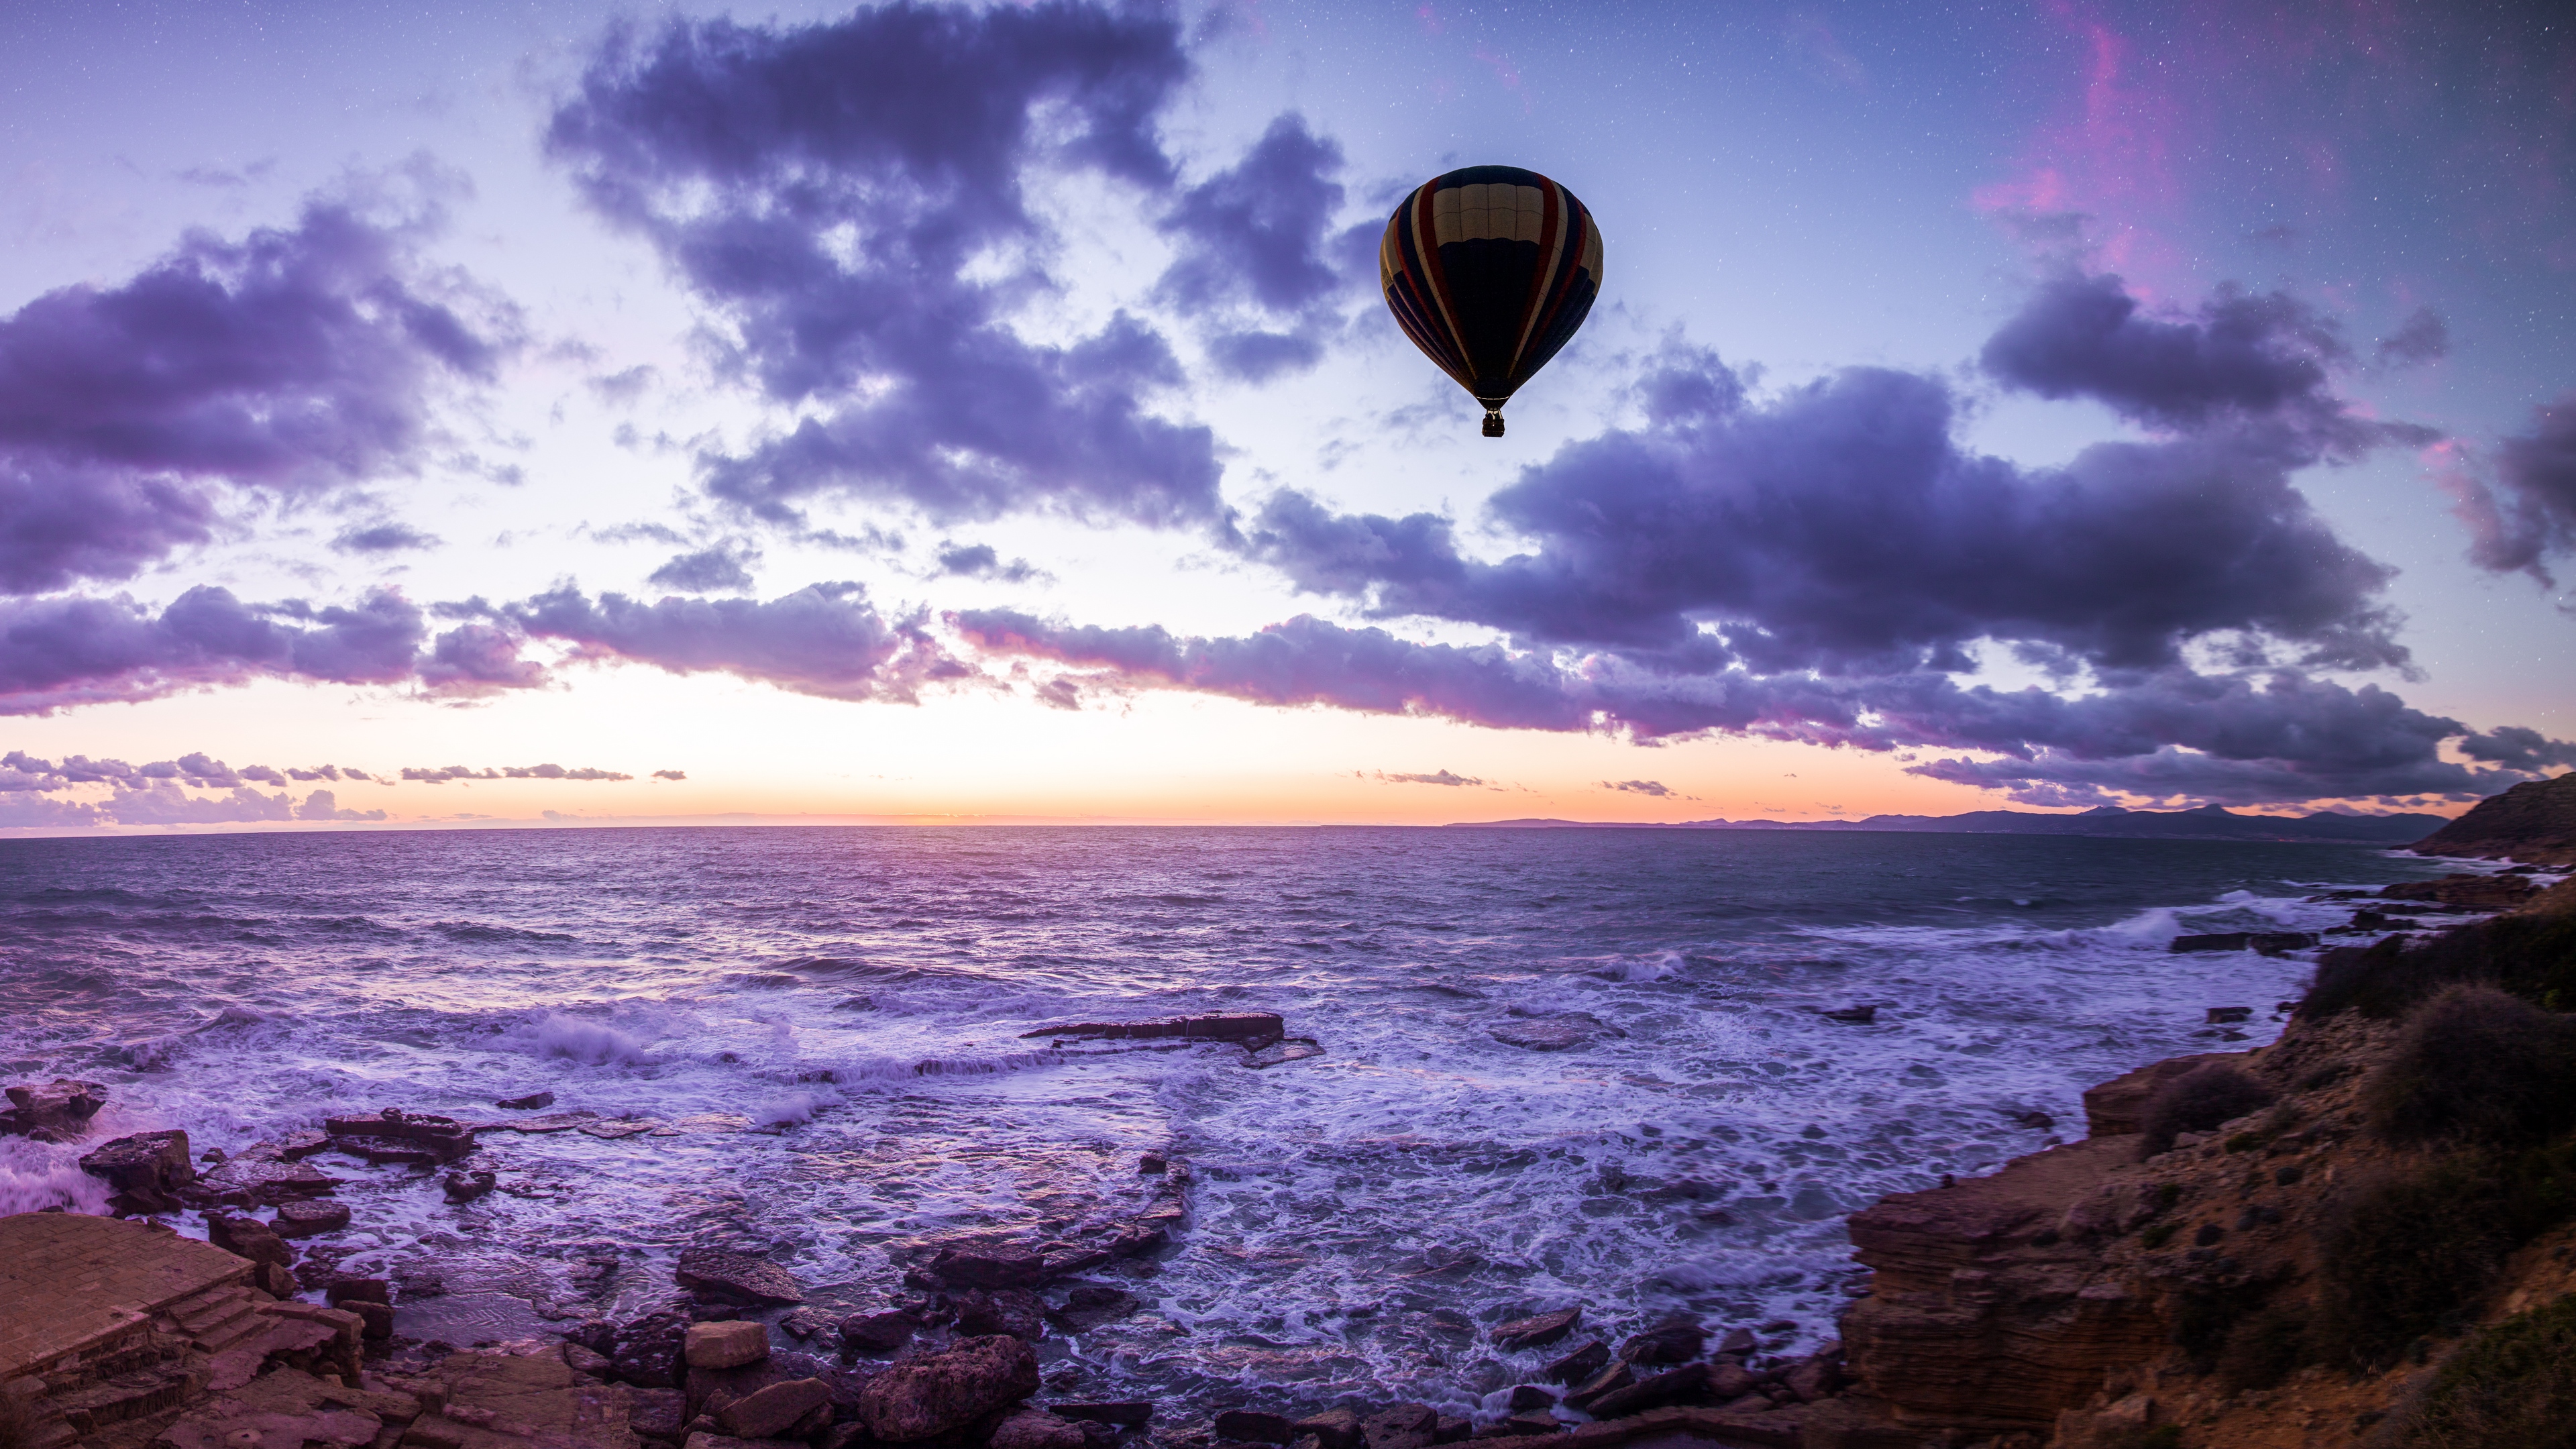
[1491,1307,1580,1351]
[2249,932,2321,956]
[1488,1415,1560,1439]
[1821,1006,1878,1024]
[2204,1006,2253,1024]
[1049,1402,1153,1427]
[1,1077,107,1139]
[192,1152,343,1206]
[676,1247,805,1305]
[1214,1410,1296,1443]
[1290,1407,1363,1449]
[1563,1362,1634,1411]
[2079,1052,2250,1137]
[2169,932,2252,953]
[205,1212,294,1267]
[991,1409,1089,1449]
[1717,1328,1756,1355]
[1619,1320,1705,1364]
[1839,1134,2165,1432]
[1017,1014,1285,1044]
[443,1169,498,1202]
[1138,1153,1167,1174]
[1541,1339,1609,1386]
[718,1377,832,1438]
[682,1434,767,1449]
[1782,1352,1843,1403]
[1504,1387,1554,1414]
[271,1199,351,1237]
[325,1110,475,1165]
[926,1243,1045,1289]
[564,1340,615,1376]
[610,1310,695,1388]
[688,1320,772,1370]
[2382,872,2542,908]
[780,1307,837,1341]
[1433,1417,1469,1444]
[855,1334,1040,1442]
[631,1387,689,1441]
[839,1309,919,1354]
[1358,1404,1438,1449]
[1487,1012,1624,1051]
[955,1288,1046,1340]
[324,1277,390,1307]
[1585,1363,1716,1418]
[497,1091,557,1110]
[78,1128,195,1211]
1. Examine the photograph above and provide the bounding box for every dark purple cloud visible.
[548,1,1222,527]
[934,541,1040,583]
[0,587,426,714]
[506,581,957,702]
[401,764,634,784]
[2374,307,2449,368]
[1981,271,2357,437]
[1157,112,1352,381]
[1603,780,1675,797]
[0,199,514,594]
[1247,344,2405,674]
[2440,394,2576,584]
[651,769,687,781]
[0,749,388,825]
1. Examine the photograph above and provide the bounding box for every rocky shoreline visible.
[7,808,2575,1449]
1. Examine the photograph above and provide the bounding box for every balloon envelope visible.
[1380,165,1603,435]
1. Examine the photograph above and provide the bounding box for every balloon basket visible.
[1481,411,1505,437]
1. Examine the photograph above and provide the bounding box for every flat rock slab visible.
[432,1346,643,1449]
[474,1111,600,1133]
[0,1212,251,1379]
[1493,1307,1582,1351]
[676,1247,804,1305]
[394,1291,555,1348]
[1247,1040,1326,1069]
[1489,1013,1625,1052]
[193,1154,344,1205]
[1018,1014,1284,1044]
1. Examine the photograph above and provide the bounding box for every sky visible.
[0,0,2571,833]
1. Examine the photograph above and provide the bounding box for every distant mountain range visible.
[1446,802,2453,845]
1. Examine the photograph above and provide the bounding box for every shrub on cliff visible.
[2367,985,2576,1145]
[2397,1293,2576,1447]
[2314,1161,2512,1369]
[2137,1063,2274,1158]
[2302,912,2576,1019]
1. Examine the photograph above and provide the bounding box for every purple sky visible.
[0,0,2569,830]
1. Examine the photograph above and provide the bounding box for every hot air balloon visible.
[1380,165,1603,437]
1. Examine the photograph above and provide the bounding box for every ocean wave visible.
[509,1012,651,1065]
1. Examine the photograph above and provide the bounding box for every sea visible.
[0,825,2457,1416]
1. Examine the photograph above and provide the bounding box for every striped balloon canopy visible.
[1379,165,1603,437]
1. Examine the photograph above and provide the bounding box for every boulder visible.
[924,1243,1045,1289]
[1619,1320,1706,1364]
[610,1310,694,1388]
[1563,1362,1635,1411]
[1213,1410,1297,1443]
[496,1091,557,1110]
[1541,1340,1608,1386]
[444,1168,498,1202]
[991,1409,1089,1449]
[955,1288,1046,1340]
[1290,1408,1362,1449]
[271,1199,351,1237]
[631,1387,690,1442]
[2079,1053,2249,1137]
[1717,1328,1756,1356]
[1504,1387,1555,1414]
[1434,1418,1469,1444]
[1584,1363,1716,1418]
[192,1152,342,1206]
[1,1077,106,1139]
[676,1247,805,1305]
[1359,1404,1438,1449]
[688,1320,772,1370]
[717,1377,832,1438]
[1491,1307,1580,1352]
[79,1128,195,1211]
[2381,872,2542,908]
[855,1334,1039,1442]
[324,1110,475,1165]
[839,1310,918,1354]
[205,1212,293,1267]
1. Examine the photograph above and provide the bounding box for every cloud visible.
[1157,112,1352,380]
[648,542,759,592]
[651,769,686,780]
[400,764,635,784]
[1379,769,1483,786]
[2374,307,2449,368]
[1980,271,2412,455]
[949,272,2566,809]
[0,193,515,594]
[2434,394,2576,584]
[934,541,1041,583]
[1602,779,1674,797]
[505,581,960,702]
[332,521,441,554]
[0,587,427,714]
[1246,338,2406,676]
[547,1,1223,529]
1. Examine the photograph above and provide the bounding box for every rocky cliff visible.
[2409,771,2576,865]
[1824,873,2576,1448]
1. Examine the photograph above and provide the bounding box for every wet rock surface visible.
[2,1076,107,1140]
[676,1247,806,1305]
[854,1334,1039,1442]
